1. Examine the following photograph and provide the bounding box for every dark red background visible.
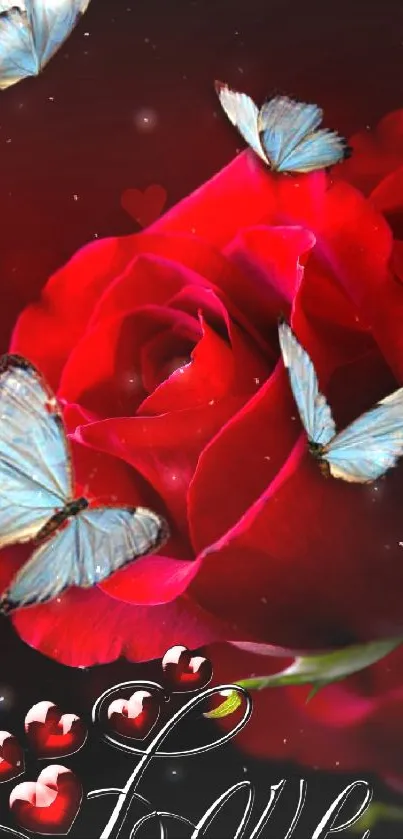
[0,0,403,835]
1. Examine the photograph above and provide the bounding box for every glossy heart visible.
[10,765,82,835]
[25,701,87,758]
[0,732,24,783]
[121,184,167,227]
[107,690,160,739]
[162,646,213,692]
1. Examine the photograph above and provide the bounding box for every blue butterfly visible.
[215,81,350,174]
[0,0,91,90]
[278,321,403,482]
[0,355,169,612]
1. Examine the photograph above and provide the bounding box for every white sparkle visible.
[134,108,158,132]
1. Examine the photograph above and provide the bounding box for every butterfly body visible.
[0,355,169,612]
[278,321,403,483]
[33,495,88,544]
[215,81,350,174]
[308,444,331,478]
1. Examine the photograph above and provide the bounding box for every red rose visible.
[211,641,403,789]
[2,110,403,666]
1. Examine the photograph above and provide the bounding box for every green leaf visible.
[350,802,403,833]
[209,636,403,719]
[203,689,243,719]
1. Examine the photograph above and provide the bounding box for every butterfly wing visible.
[257,95,347,173]
[278,128,348,173]
[324,388,403,483]
[257,96,323,171]
[0,0,90,89]
[2,506,169,610]
[0,6,38,90]
[27,0,91,71]
[215,81,268,163]
[0,355,71,547]
[278,321,336,446]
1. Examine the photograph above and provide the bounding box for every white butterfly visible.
[278,321,403,482]
[0,0,91,90]
[215,81,350,174]
[0,355,169,612]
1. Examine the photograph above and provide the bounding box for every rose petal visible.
[224,225,316,338]
[89,253,207,325]
[10,235,241,389]
[99,555,202,605]
[212,641,403,779]
[192,416,403,649]
[10,589,226,666]
[138,316,235,415]
[295,180,403,381]
[62,402,99,434]
[58,307,199,416]
[370,166,403,239]
[338,110,403,194]
[10,237,137,388]
[209,643,368,771]
[148,150,327,246]
[167,279,271,359]
[371,165,403,216]
[67,438,162,511]
[188,363,300,553]
[75,397,244,538]
[189,291,375,555]
[140,330,195,394]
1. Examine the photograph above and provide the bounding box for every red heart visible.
[10,765,82,835]
[162,646,213,692]
[107,690,160,739]
[25,701,87,759]
[0,732,24,783]
[121,184,167,227]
